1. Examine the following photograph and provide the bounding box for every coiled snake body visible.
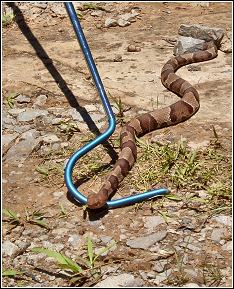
[87,41,218,209]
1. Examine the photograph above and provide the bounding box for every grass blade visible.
[87,236,94,267]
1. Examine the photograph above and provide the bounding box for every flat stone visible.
[17,108,48,122]
[90,113,104,122]
[212,215,232,227]
[100,235,112,244]
[117,18,131,27]
[153,260,168,273]
[33,95,47,107]
[187,140,210,150]
[50,5,67,16]
[220,31,232,53]
[118,10,139,23]
[2,240,19,257]
[178,24,225,46]
[42,241,64,251]
[153,269,172,284]
[8,108,26,116]
[52,191,64,198]
[84,104,98,112]
[15,94,31,103]
[182,283,201,287]
[2,133,19,147]
[68,234,82,248]
[104,18,118,28]
[221,240,232,251]
[94,273,144,287]
[210,228,225,243]
[5,129,41,163]
[42,134,60,143]
[33,3,47,9]
[173,36,205,56]
[126,231,167,249]
[91,10,103,17]
[190,2,209,7]
[143,215,165,231]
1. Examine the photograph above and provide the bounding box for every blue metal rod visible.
[64,2,170,209]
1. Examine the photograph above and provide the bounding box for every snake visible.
[87,41,218,209]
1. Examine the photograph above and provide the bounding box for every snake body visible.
[87,41,218,209]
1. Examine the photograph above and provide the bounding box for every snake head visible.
[87,191,108,209]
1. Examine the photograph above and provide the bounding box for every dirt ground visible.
[2,2,232,288]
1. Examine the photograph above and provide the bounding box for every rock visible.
[221,240,232,251]
[152,269,172,284]
[52,191,64,198]
[21,129,40,140]
[42,241,64,251]
[90,113,104,122]
[94,273,144,287]
[51,228,69,236]
[17,108,48,122]
[15,94,31,104]
[210,228,225,243]
[126,231,167,249]
[127,44,141,52]
[91,10,103,17]
[212,215,232,227]
[50,5,67,16]
[42,134,60,144]
[178,24,225,47]
[33,95,48,107]
[2,133,19,147]
[153,260,168,273]
[173,36,205,55]
[67,108,85,121]
[190,2,209,7]
[5,129,41,163]
[33,3,47,9]
[187,140,210,150]
[84,104,97,112]
[117,18,131,27]
[118,10,139,23]
[51,117,63,125]
[220,32,232,53]
[100,235,112,244]
[104,18,118,28]
[8,108,26,116]
[182,283,201,287]
[113,54,123,62]
[143,215,165,231]
[2,240,19,257]
[68,234,82,248]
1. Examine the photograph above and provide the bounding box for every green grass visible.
[125,137,231,208]
[2,12,15,27]
[31,236,116,286]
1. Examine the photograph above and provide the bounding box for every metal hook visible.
[64,2,170,209]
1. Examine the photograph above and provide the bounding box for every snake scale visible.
[87,41,218,209]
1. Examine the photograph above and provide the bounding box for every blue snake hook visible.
[64,2,170,209]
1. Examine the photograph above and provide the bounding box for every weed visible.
[201,259,223,286]
[25,208,49,229]
[3,209,20,225]
[2,12,15,27]
[58,203,68,218]
[5,92,19,108]
[31,236,116,286]
[2,269,25,277]
[124,136,231,209]
[81,3,104,11]
[108,91,131,124]
[55,120,80,140]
